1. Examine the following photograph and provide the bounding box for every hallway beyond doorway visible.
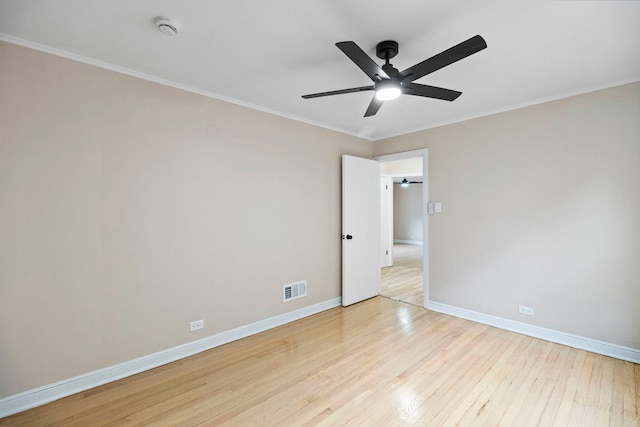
[380,243,423,306]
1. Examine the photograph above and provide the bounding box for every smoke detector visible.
[154,17,179,36]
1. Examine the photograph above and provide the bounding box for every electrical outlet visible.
[189,319,204,332]
[519,305,534,316]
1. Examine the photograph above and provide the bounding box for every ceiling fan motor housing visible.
[376,40,399,60]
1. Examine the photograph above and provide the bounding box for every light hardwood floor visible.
[2,297,638,426]
[381,243,423,306]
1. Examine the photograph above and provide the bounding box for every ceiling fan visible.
[400,178,422,186]
[302,35,487,117]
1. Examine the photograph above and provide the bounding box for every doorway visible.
[375,150,428,307]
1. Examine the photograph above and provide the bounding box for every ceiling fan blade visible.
[400,35,487,82]
[302,85,374,99]
[336,41,390,81]
[402,83,462,101]
[364,96,384,117]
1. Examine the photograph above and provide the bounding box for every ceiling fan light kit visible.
[375,80,401,101]
[302,35,487,117]
[400,178,422,187]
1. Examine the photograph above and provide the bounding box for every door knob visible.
[346,234,353,240]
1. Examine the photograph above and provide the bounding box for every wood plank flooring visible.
[381,243,423,306]
[2,297,638,426]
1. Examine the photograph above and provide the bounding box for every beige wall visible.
[2,38,638,401]
[393,183,423,243]
[0,42,372,398]
[375,81,640,349]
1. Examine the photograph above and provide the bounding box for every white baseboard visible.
[426,300,640,364]
[393,240,423,245]
[0,297,342,418]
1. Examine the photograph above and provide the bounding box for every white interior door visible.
[342,155,381,306]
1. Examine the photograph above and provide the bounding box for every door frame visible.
[374,149,429,306]
[380,174,394,268]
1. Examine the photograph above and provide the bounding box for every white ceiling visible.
[1,1,639,141]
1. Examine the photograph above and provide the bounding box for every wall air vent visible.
[283,280,307,302]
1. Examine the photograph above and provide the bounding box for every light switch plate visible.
[427,202,434,215]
